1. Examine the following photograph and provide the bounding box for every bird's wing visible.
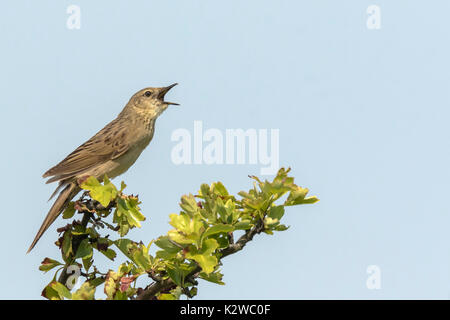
[43,118,130,183]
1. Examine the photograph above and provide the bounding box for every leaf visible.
[100,248,117,261]
[169,212,191,231]
[155,236,182,254]
[119,275,137,293]
[302,196,320,204]
[95,238,116,261]
[264,217,279,229]
[114,290,129,300]
[114,238,138,261]
[158,293,177,300]
[234,219,252,230]
[62,202,76,219]
[122,196,145,227]
[166,267,184,287]
[80,175,118,207]
[74,238,93,260]
[285,186,319,206]
[198,183,211,198]
[212,182,229,196]
[39,258,62,273]
[179,194,200,217]
[211,233,229,249]
[199,271,225,285]
[187,287,198,298]
[170,286,184,299]
[268,205,285,220]
[113,196,145,236]
[82,257,93,272]
[200,224,234,246]
[185,239,219,274]
[132,246,152,271]
[62,231,72,262]
[168,213,205,246]
[41,282,60,300]
[104,271,119,299]
[155,236,182,259]
[72,282,95,300]
[275,224,289,231]
[118,263,133,277]
[50,281,72,300]
[88,277,106,288]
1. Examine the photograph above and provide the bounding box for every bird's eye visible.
[144,91,152,97]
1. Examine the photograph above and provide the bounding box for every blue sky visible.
[0,1,449,299]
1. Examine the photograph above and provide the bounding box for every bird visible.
[27,83,179,253]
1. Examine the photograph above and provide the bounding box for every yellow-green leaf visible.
[81,176,118,207]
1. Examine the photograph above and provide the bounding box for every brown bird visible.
[28,83,179,252]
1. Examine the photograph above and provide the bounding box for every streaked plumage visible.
[28,84,178,252]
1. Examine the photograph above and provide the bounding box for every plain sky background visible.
[0,1,449,299]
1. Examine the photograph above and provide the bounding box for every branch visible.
[220,219,265,258]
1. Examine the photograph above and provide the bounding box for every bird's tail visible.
[27,183,80,253]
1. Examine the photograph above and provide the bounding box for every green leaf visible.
[62,202,76,219]
[187,287,198,298]
[158,293,177,300]
[39,258,62,273]
[132,245,152,271]
[166,267,184,286]
[88,277,106,288]
[199,271,225,285]
[94,238,116,261]
[114,238,138,261]
[212,182,229,196]
[74,238,93,260]
[155,236,182,254]
[170,286,184,299]
[211,233,229,249]
[275,224,289,231]
[100,248,117,261]
[234,219,252,230]
[264,217,279,229]
[62,232,73,262]
[200,224,234,246]
[114,290,129,300]
[113,196,145,236]
[179,194,200,217]
[155,236,182,259]
[302,196,319,204]
[199,183,211,198]
[168,213,205,246]
[82,257,93,272]
[50,281,72,300]
[285,186,319,206]
[41,282,60,300]
[80,175,118,207]
[72,282,95,300]
[268,205,285,220]
[185,239,219,274]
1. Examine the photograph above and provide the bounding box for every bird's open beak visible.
[158,83,179,105]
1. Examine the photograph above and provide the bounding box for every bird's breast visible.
[106,128,154,179]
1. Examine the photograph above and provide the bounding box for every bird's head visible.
[128,83,179,118]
